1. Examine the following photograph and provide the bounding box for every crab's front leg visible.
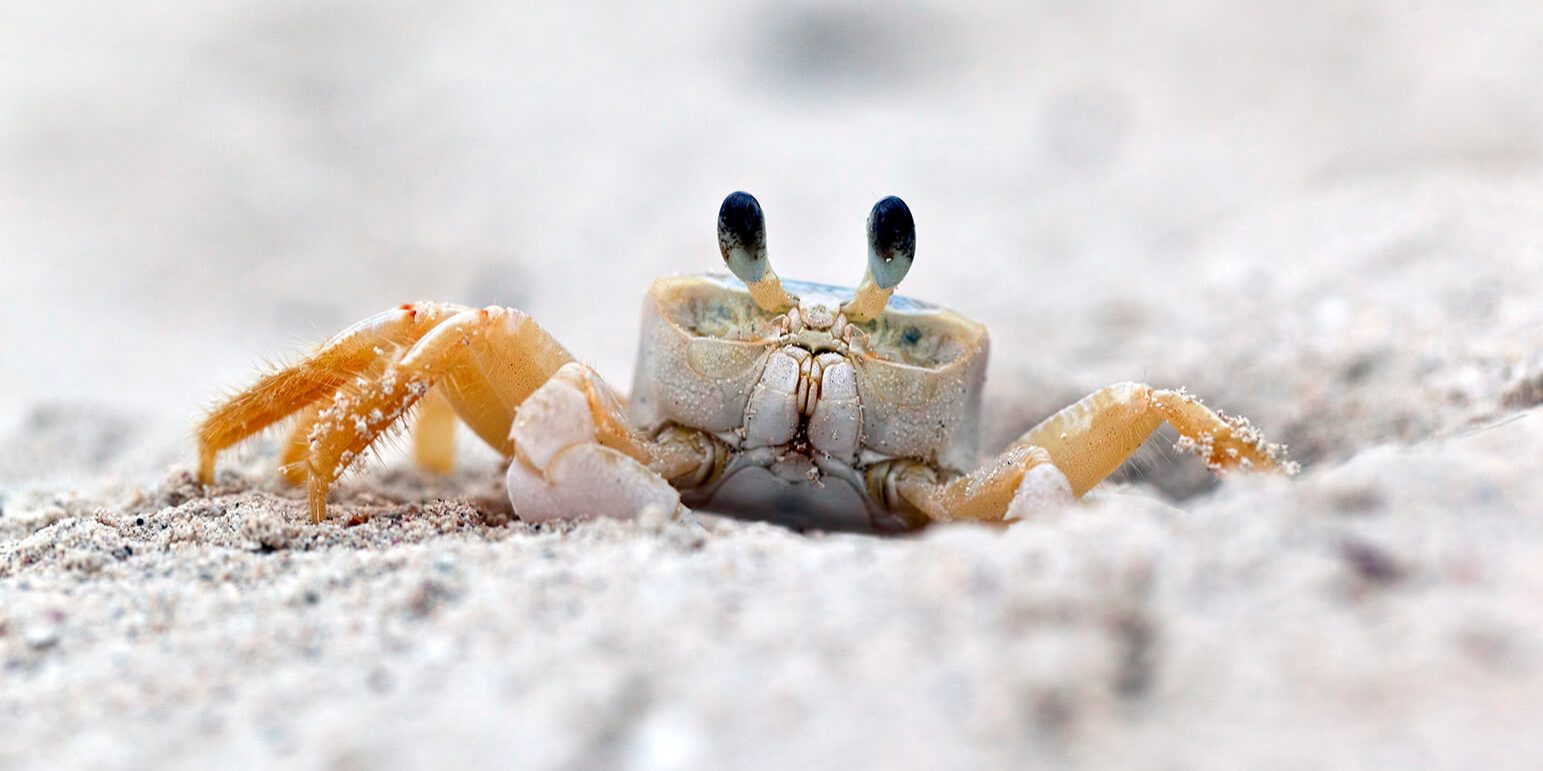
[505,362,718,523]
[889,381,1295,524]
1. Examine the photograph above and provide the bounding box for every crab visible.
[197,192,1295,531]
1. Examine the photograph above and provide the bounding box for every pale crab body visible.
[196,192,1295,531]
[631,275,987,530]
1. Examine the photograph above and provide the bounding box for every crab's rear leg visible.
[889,382,1293,524]
[885,444,1074,525]
[1017,382,1295,498]
[197,303,465,483]
[409,387,459,475]
[277,403,324,486]
[279,355,401,485]
[302,306,573,521]
[274,373,457,486]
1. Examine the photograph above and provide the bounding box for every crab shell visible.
[628,273,989,529]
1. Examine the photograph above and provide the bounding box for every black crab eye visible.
[867,195,915,289]
[718,191,768,283]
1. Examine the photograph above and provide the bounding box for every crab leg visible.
[887,382,1293,524]
[196,303,465,483]
[274,364,460,483]
[302,306,574,521]
[431,308,574,456]
[279,353,401,485]
[1013,382,1295,498]
[888,445,1073,524]
[277,403,324,486]
[410,387,458,475]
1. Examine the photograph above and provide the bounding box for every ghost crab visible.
[197,192,1294,531]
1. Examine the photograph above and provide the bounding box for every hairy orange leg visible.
[411,387,458,475]
[196,303,465,483]
[1015,382,1295,498]
[303,307,575,522]
[277,403,323,486]
[890,382,1293,525]
[279,354,404,485]
[433,308,575,455]
[892,445,1069,524]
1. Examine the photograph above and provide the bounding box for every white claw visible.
[510,364,596,472]
[506,362,684,523]
[506,444,681,523]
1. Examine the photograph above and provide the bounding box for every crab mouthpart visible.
[783,303,859,354]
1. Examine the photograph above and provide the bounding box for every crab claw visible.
[506,363,684,523]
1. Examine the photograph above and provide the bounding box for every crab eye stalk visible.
[718,191,767,281]
[718,191,794,313]
[866,196,916,288]
[842,195,915,322]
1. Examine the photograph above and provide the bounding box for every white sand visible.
[3,2,1543,769]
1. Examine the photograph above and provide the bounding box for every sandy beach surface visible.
[4,2,1543,768]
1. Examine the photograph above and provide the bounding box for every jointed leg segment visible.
[298,306,577,521]
[197,303,463,484]
[1016,382,1294,497]
[889,444,1072,525]
[198,303,711,524]
[891,381,1293,524]
[411,387,458,475]
[277,403,323,486]
[199,304,584,521]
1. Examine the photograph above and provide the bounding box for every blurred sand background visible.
[2,1,1543,768]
